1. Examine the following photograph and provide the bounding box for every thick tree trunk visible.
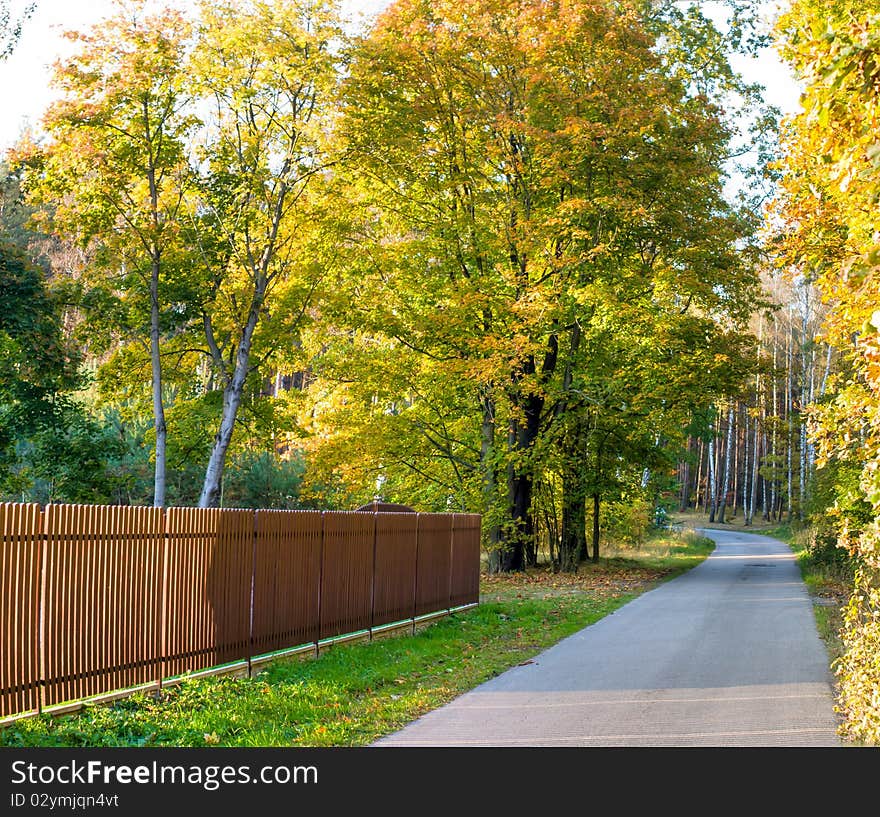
[559,412,592,573]
[560,463,586,573]
[762,433,770,521]
[770,318,778,521]
[747,410,760,526]
[502,338,557,570]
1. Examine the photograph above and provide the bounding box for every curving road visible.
[374,528,842,747]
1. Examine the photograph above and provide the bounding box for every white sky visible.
[0,0,802,153]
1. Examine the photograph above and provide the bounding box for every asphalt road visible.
[374,528,842,747]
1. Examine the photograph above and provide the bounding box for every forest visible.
[0,0,878,741]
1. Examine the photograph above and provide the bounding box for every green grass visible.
[0,530,714,748]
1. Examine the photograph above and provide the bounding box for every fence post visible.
[369,510,377,641]
[38,507,46,715]
[412,513,420,635]
[315,511,325,657]
[158,508,169,693]
[247,510,258,678]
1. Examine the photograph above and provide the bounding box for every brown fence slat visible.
[319,512,374,640]
[252,510,322,655]
[2,502,480,720]
[450,514,481,607]
[40,504,165,708]
[415,513,453,617]
[372,513,418,628]
[163,507,252,677]
[0,503,42,718]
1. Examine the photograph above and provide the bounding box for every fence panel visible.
[0,503,42,718]
[415,513,453,616]
[372,513,418,628]
[1,503,481,720]
[319,512,374,640]
[41,504,165,708]
[163,507,253,677]
[450,514,481,608]
[252,510,322,655]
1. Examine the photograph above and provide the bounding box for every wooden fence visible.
[0,503,481,721]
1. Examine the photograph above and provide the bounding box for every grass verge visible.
[0,530,714,748]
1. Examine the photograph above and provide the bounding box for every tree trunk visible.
[707,436,717,523]
[149,253,166,508]
[560,464,586,573]
[770,317,778,521]
[762,432,770,521]
[731,404,739,519]
[786,306,794,522]
[559,416,588,573]
[748,410,760,526]
[679,444,690,512]
[695,438,704,513]
[198,286,264,509]
[503,410,531,572]
[590,492,600,562]
[741,406,750,524]
[502,337,558,570]
[482,391,505,574]
[718,402,734,523]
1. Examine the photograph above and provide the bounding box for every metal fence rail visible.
[0,503,481,721]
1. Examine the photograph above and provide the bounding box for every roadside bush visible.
[220,449,306,509]
[595,497,651,549]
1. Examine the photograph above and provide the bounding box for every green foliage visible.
[304,0,765,573]
[0,239,83,490]
[23,408,127,504]
[773,0,880,744]
[221,450,306,510]
[5,1,766,553]
[596,496,652,549]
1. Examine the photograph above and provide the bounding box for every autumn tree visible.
[184,0,342,508]
[318,0,764,571]
[772,0,880,744]
[21,1,193,507]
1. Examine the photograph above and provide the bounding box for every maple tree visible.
[183,0,342,508]
[310,0,764,571]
